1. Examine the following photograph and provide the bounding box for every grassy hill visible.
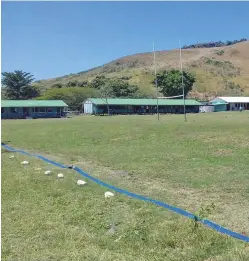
[35,41,249,100]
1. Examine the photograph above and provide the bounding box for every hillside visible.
[35,41,249,100]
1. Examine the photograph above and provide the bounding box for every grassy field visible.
[2,112,249,260]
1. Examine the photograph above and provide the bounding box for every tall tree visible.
[100,79,139,98]
[1,70,40,99]
[155,69,195,97]
[99,79,141,115]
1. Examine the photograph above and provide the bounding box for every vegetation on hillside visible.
[182,38,247,49]
[35,40,249,99]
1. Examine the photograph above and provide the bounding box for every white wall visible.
[83,101,93,114]
[199,106,214,113]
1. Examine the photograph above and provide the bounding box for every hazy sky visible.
[2,1,249,80]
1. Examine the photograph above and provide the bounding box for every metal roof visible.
[210,100,228,105]
[217,97,249,103]
[1,100,68,108]
[85,98,201,106]
[212,101,228,105]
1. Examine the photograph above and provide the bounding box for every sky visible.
[2,1,249,80]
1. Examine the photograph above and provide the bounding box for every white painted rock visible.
[35,168,42,171]
[21,161,29,165]
[77,180,87,186]
[9,155,15,159]
[57,173,64,178]
[44,170,52,175]
[105,191,114,199]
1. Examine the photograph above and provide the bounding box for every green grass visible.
[2,112,249,260]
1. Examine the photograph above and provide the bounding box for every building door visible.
[23,107,30,117]
[57,107,61,116]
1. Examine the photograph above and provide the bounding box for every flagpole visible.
[179,40,187,122]
[153,41,159,121]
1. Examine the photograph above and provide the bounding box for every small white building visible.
[83,99,94,114]
[199,105,215,113]
[210,97,249,111]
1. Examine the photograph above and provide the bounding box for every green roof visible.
[210,101,228,105]
[85,98,201,106]
[1,100,68,108]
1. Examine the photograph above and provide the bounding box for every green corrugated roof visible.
[211,101,228,105]
[85,98,201,106]
[1,100,68,108]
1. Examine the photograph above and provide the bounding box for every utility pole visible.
[179,40,187,122]
[153,41,159,121]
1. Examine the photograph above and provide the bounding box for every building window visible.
[47,107,52,112]
[1,108,5,113]
[40,107,46,113]
[11,107,18,113]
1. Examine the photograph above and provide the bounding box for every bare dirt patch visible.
[213,149,233,157]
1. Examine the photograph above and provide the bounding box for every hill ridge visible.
[35,41,249,99]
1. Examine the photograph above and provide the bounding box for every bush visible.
[51,83,63,88]
[120,76,132,80]
[215,50,225,56]
[66,80,79,87]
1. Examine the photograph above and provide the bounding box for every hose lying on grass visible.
[2,143,249,243]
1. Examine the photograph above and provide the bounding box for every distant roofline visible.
[84,98,201,106]
[214,96,249,103]
[217,96,249,98]
[1,99,66,101]
[1,100,68,108]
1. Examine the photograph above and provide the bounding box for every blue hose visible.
[2,143,249,243]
